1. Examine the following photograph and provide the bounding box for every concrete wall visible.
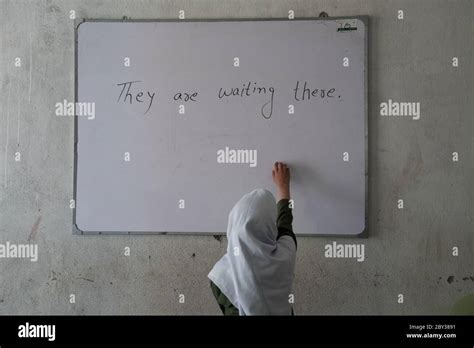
[0,0,471,315]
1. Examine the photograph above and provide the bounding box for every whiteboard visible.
[74,18,368,236]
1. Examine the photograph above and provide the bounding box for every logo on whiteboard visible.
[337,23,357,32]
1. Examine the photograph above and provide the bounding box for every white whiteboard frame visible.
[73,16,368,237]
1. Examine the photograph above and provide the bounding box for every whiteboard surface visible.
[75,19,367,235]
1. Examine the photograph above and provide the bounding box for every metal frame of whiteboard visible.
[73,16,369,237]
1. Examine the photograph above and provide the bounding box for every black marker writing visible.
[116,80,156,114]
[114,80,340,116]
[218,81,275,119]
[293,81,337,101]
[173,91,198,102]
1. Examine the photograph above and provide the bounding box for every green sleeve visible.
[276,199,297,249]
[210,281,239,316]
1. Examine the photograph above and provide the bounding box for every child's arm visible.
[272,162,297,248]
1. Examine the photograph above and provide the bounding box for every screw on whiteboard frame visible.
[319,12,329,18]
[122,16,131,21]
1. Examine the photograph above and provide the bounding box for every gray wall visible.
[0,0,472,315]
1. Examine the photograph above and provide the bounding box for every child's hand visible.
[272,162,290,200]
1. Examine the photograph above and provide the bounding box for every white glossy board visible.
[74,18,367,235]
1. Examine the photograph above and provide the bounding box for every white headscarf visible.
[208,189,296,315]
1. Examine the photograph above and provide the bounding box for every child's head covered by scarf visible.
[208,186,296,315]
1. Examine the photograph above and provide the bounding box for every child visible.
[208,162,297,315]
